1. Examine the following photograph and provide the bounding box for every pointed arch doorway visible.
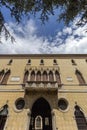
[29,97,52,130]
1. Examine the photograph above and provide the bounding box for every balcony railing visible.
[24,81,60,92]
[25,66,60,71]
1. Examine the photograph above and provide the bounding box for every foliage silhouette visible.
[0,0,87,42]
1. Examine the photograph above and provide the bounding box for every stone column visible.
[35,71,37,81]
[26,109,31,130]
[47,71,49,82]
[28,71,31,81]
[51,110,56,130]
[41,71,43,81]
[53,71,56,81]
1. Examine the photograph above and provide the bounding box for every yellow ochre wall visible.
[0,54,87,130]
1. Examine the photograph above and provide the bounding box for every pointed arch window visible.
[40,59,44,65]
[8,59,13,65]
[55,71,61,85]
[75,70,86,85]
[53,59,57,65]
[0,70,4,82]
[35,116,42,130]
[49,71,54,82]
[36,71,41,81]
[23,71,29,84]
[30,71,35,81]
[43,71,48,81]
[74,105,87,130]
[0,104,8,130]
[27,59,31,65]
[1,70,11,84]
[71,59,76,65]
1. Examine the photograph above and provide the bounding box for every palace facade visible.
[0,54,87,130]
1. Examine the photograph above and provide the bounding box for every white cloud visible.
[0,19,87,54]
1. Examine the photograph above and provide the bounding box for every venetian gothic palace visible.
[0,54,87,130]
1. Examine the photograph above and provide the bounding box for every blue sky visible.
[1,6,87,54]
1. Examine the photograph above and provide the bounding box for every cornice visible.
[0,54,87,59]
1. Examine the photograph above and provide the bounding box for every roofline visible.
[0,54,87,58]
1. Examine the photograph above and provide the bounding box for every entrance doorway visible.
[29,97,52,130]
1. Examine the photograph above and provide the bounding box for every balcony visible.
[24,81,59,92]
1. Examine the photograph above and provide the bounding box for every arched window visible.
[8,59,13,65]
[0,104,8,130]
[0,70,4,82]
[40,59,44,65]
[23,71,29,84]
[53,59,57,65]
[1,70,11,84]
[55,71,61,85]
[49,71,54,82]
[75,70,86,84]
[43,71,48,81]
[35,116,42,130]
[27,59,31,64]
[74,105,87,130]
[36,71,41,81]
[71,59,76,65]
[30,71,35,81]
